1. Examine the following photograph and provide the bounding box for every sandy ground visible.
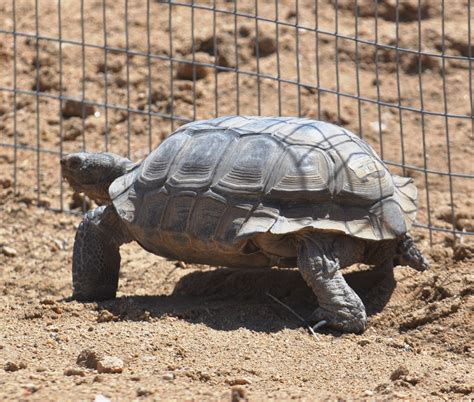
[0,0,473,400]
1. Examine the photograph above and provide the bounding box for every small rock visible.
[96,356,124,374]
[22,383,39,393]
[390,365,409,381]
[1,246,17,257]
[97,309,117,323]
[62,99,95,118]
[97,59,123,73]
[176,52,214,80]
[195,34,235,68]
[139,310,151,322]
[64,367,85,377]
[357,339,371,346]
[93,375,105,383]
[251,30,277,57]
[198,371,211,382]
[40,298,56,305]
[34,69,61,92]
[162,372,175,381]
[63,125,82,141]
[175,261,187,269]
[231,386,248,402]
[374,382,392,394]
[94,395,111,402]
[76,349,100,369]
[363,390,374,396]
[404,375,420,385]
[136,387,152,397]
[0,178,12,188]
[149,86,168,103]
[51,239,64,252]
[226,377,252,386]
[4,361,27,372]
[239,25,251,38]
[369,121,387,134]
[443,384,472,395]
[453,244,474,261]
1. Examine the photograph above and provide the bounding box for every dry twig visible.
[266,292,320,340]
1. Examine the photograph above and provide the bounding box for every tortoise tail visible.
[395,234,429,271]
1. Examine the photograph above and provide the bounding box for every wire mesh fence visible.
[0,0,472,243]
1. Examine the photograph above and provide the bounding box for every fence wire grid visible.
[0,0,473,243]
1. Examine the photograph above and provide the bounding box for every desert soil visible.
[0,0,473,400]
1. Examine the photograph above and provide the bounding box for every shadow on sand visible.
[96,265,396,334]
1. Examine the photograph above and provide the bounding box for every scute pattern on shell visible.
[110,116,417,255]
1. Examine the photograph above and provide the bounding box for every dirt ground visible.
[0,0,473,400]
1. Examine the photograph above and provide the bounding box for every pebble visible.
[1,246,17,257]
[231,386,248,402]
[22,383,39,393]
[363,390,374,396]
[96,356,124,374]
[369,121,387,134]
[4,361,27,372]
[176,52,213,80]
[390,365,409,381]
[63,125,82,141]
[97,309,117,323]
[251,29,277,57]
[76,349,100,369]
[0,178,12,189]
[226,377,252,386]
[40,298,56,305]
[62,99,95,118]
[357,339,371,346]
[94,395,111,402]
[64,367,85,377]
[97,59,123,73]
[239,25,251,38]
[93,375,105,383]
[136,387,152,397]
[162,372,175,381]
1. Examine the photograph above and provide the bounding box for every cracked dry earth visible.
[0,0,473,400]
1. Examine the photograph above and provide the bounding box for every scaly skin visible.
[297,234,368,333]
[72,205,130,301]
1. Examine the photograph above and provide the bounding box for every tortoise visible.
[61,116,429,333]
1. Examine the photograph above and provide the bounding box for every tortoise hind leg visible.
[72,205,129,301]
[297,234,367,333]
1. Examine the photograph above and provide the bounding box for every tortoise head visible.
[61,152,134,205]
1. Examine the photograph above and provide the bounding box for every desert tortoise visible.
[62,116,428,333]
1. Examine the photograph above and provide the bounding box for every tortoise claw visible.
[311,320,328,331]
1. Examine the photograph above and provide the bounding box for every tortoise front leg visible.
[72,205,126,301]
[297,235,367,333]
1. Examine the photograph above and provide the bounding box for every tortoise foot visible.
[310,305,367,334]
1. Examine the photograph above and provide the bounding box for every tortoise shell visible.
[109,116,417,267]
